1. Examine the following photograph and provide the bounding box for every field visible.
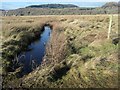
[1,15,119,88]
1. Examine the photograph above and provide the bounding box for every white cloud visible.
[1,0,119,2]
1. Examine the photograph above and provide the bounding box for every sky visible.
[0,0,119,10]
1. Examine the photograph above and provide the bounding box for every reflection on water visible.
[19,26,51,73]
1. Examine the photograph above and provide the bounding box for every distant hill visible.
[26,4,79,9]
[0,9,5,11]
[102,2,119,9]
[119,1,120,5]
[2,2,119,16]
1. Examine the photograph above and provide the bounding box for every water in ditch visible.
[18,26,51,74]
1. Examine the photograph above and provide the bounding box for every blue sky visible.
[1,0,119,10]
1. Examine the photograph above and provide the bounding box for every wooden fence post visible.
[108,15,113,39]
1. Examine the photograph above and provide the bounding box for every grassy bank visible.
[2,16,59,71]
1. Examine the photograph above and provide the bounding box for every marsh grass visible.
[1,15,118,88]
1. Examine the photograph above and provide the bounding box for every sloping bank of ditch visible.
[2,22,54,88]
[2,21,71,88]
[2,24,46,71]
